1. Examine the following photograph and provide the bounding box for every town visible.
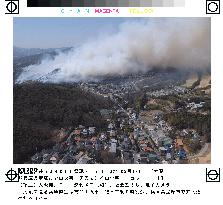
[30,72,211,164]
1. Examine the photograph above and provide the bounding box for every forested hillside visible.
[14,82,112,163]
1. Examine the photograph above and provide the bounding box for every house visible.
[159,147,167,156]
[99,133,106,141]
[147,153,159,163]
[175,137,184,149]
[88,127,96,135]
[95,141,101,151]
[76,155,92,164]
[131,139,136,145]
[85,140,93,150]
[162,137,173,147]
[66,136,75,146]
[82,129,88,136]
[136,153,149,164]
[124,136,131,143]
[122,141,131,151]
[151,130,166,146]
[50,153,59,164]
[134,128,140,139]
[162,160,168,164]
[178,149,187,159]
[142,146,153,153]
[120,123,124,129]
[79,125,85,129]
[145,125,155,132]
[108,123,114,130]
[68,145,78,155]
[110,138,117,143]
[90,137,97,143]
[180,129,189,137]
[121,151,133,164]
[192,132,200,140]
[108,129,116,137]
[74,136,81,142]
[74,151,84,161]
[73,129,81,135]
[131,113,137,119]
[187,102,205,110]
[127,108,133,114]
[109,141,117,153]
[157,120,166,128]
[166,152,172,161]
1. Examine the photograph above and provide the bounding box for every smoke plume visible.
[17,18,211,83]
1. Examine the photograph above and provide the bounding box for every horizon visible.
[13,45,73,49]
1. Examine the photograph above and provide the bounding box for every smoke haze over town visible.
[15,18,210,83]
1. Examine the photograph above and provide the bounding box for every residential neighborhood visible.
[29,73,211,164]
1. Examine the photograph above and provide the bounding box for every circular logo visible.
[207,170,219,180]
[208,2,218,12]
[5,169,18,181]
[6,1,17,13]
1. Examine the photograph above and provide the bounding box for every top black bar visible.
[27,0,75,7]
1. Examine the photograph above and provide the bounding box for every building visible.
[109,139,117,153]
[88,127,96,135]
[76,155,92,164]
[175,137,184,149]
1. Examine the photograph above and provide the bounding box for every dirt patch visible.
[198,75,211,88]
[182,74,198,88]
[188,143,211,164]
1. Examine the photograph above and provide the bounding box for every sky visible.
[13,17,136,49]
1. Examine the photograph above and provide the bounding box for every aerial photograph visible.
[13,17,211,164]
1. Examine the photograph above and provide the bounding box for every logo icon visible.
[5,168,20,182]
[5,0,19,14]
[206,168,220,182]
[206,0,220,14]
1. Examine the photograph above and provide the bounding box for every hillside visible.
[198,75,211,88]
[182,73,211,89]
[13,82,112,163]
[13,47,72,83]
[182,74,199,88]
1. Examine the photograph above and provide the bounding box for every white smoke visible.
[17,18,211,83]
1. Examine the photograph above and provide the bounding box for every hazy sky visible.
[14,17,137,49]
[16,17,210,83]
